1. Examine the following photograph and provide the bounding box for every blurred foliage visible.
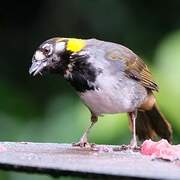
[0,0,180,179]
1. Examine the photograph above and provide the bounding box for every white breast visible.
[79,74,147,116]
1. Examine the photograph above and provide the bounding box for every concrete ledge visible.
[0,142,179,179]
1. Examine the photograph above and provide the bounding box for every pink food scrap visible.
[141,139,180,161]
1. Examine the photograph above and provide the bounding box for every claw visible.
[113,144,140,152]
[72,141,95,148]
[129,138,138,149]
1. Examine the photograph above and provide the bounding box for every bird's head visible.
[29,37,87,76]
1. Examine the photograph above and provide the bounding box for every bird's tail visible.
[129,103,172,143]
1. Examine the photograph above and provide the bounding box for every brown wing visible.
[105,46,159,91]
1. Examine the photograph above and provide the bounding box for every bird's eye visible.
[44,47,50,54]
[42,44,53,56]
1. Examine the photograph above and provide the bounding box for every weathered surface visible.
[0,142,180,179]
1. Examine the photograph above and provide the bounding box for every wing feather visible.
[105,47,159,91]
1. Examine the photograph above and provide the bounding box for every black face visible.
[29,38,66,76]
[29,38,101,93]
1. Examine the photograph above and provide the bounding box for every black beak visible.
[29,60,47,76]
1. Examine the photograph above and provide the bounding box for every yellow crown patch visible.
[66,38,85,53]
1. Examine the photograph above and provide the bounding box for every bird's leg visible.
[129,110,139,149]
[114,111,140,152]
[72,112,97,148]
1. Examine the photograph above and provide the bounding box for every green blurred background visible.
[0,0,180,179]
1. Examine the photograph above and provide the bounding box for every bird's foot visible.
[113,144,140,152]
[72,141,95,148]
[129,138,140,151]
[72,134,95,148]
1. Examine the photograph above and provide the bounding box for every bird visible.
[29,37,172,149]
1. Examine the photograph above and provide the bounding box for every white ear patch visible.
[55,41,65,53]
[34,50,46,61]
